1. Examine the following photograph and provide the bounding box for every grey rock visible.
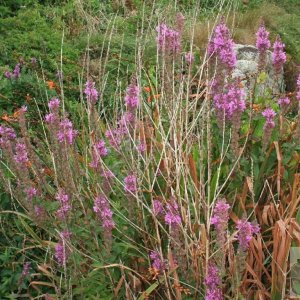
[232,44,284,96]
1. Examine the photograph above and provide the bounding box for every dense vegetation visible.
[1,0,300,299]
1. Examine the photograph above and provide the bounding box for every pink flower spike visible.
[124,83,139,108]
[164,198,181,226]
[278,97,290,108]
[236,219,260,251]
[48,98,60,112]
[185,52,194,64]
[153,200,164,216]
[262,108,276,128]
[256,22,271,53]
[272,36,286,75]
[84,80,98,104]
[124,174,137,193]
[93,194,115,229]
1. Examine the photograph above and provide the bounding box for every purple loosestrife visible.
[45,113,57,124]
[278,97,290,113]
[156,23,181,55]
[211,199,230,245]
[84,80,98,104]
[45,98,60,125]
[14,143,28,166]
[34,205,46,219]
[101,169,115,194]
[208,19,236,70]
[118,111,136,136]
[204,263,223,300]
[184,52,194,65]
[213,81,246,141]
[262,108,276,148]
[101,169,114,179]
[57,118,78,145]
[164,199,181,227]
[105,129,122,149]
[262,108,276,128]
[55,230,71,266]
[25,187,37,201]
[272,36,286,76]
[236,219,260,251]
[124,83,139,109]
[90,140,108,169]
[93,195,115,230]
[48,98,60,112]
[296,74,300,101]
[13,63,21,79]
[119,112,135,127]
[124,174,137,193]
[55,191,71,220]
[0,125,16,147]
[4,71,12,79]
[175,12,185,34]
[94,194,114,250]
[150,251,167,272]
[256,22,271,71]
[137,142,146,153]
[153,199,164,216]
[21,262,31,277]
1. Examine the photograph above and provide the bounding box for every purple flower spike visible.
[48,98,60,112]
[55,191,71,219]
[26,187,37,201]
[90,140,108,168]
[150,251,166,272]
[278,97,290,109]
[124,83,139,108]
[137,142,146,153]
[256,22,271,53]
[236,219,260,251]
[272,36,286,75]
[153,199,164,216]
[93,194,115,229]
[204,263,223,300]
[22,262,31,277]
[13,63,21,79]
[262,108,276,128]
[164,198,181,226]
[213,81,246,120]
[185,52,194,64]
[0,125,16,147]
[156,23,181,55]
[211,199,230,245]
[124,174,137,193]
[55,230,71,265]
[208,18,236,70]
[14,143,29,165]
[84,80,98,104]
[296,74,300,101]
[105,129,122,149]
[4,71,12,79]
[57,118,78,144]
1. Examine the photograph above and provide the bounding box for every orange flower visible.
[1,114,17,122]
[147,94,161,103]
[252,104,261,112]
[47,81,55,89]
[143,86,151,93]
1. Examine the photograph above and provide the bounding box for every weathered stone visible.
[232,44,284,96]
